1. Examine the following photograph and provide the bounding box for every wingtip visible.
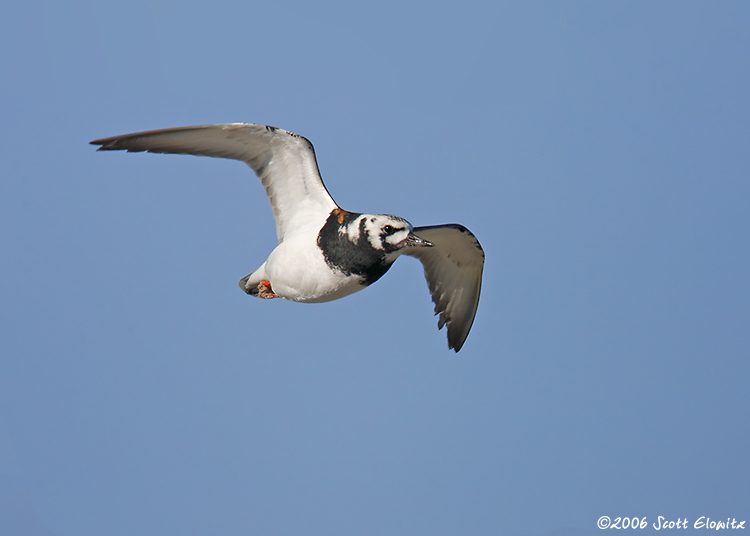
[89,138,108,149]
[90,139,127,151]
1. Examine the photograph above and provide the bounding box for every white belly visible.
[263,231,367,303]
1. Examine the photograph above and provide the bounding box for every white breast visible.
[263,223,366,303]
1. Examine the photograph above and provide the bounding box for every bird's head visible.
[349,214,433,253]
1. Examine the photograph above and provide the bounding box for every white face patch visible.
[384,227,410,247]
[345,214,366,243]
[362,214,413,250]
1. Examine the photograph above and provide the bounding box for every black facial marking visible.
[317,210,396,286]
[382,225,404,237]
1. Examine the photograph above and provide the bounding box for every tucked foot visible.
[257,279,279,299]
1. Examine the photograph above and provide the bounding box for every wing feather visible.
[404,224,484,352]
[90,124,338,241]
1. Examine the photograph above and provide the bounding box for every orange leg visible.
[257,279,279,299]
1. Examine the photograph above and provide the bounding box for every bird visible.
[90,123,484,351]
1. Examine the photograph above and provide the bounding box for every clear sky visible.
[1,1,749,535]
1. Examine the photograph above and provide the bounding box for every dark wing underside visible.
[405,224,484,352]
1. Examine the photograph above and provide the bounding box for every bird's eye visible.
[383,225,395,234]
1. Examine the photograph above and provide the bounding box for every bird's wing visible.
[90,123,338,242]
[404,224,484,352]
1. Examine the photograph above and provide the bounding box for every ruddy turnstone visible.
[91,124,484,351]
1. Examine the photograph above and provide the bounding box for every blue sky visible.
[1,1,749,535]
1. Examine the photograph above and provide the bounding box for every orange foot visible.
[257,279,279,299]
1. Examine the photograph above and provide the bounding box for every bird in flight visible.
[91,124,484,351]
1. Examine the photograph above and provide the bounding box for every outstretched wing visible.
[90,124,338,242]
[404,224,484,352]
